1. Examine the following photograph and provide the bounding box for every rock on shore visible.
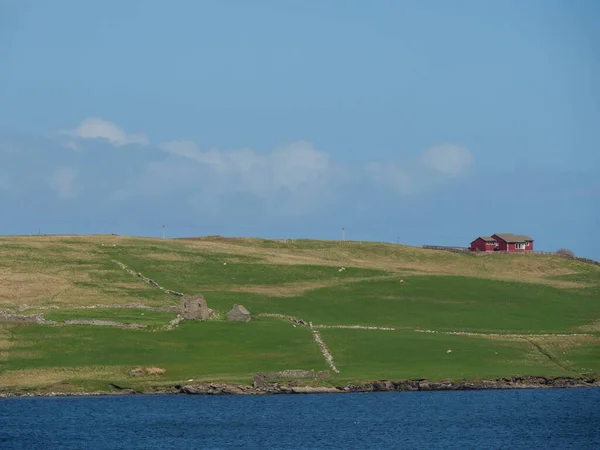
[175,376,600,396]
[2,376,598,398]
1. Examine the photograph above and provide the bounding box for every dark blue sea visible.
[1,389,599,449]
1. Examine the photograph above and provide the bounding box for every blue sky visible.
[1,0,599,258]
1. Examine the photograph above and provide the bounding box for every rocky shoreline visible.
[2,376,599,398]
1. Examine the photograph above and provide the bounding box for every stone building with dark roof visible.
[227,304,251,322]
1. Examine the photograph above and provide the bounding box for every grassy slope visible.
[1,234,599,392]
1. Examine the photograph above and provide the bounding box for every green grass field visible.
[1,234,599,393]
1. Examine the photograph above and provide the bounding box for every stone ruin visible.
[227,304,251,322]
[180,294,213,320]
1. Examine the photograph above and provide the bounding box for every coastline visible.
[2,375,599,398]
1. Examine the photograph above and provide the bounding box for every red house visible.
[492,233,534,252]
[470,233,534,253]
[470,236,498,252]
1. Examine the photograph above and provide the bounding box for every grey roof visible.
[231,304,250,314]
[493,233,533,243]
[478,236,496,242]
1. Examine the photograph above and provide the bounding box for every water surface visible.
[1,389,599,449]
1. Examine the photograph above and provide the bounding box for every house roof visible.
[493,233,533,243]
[470,236,497,244]
[231,304,250,315]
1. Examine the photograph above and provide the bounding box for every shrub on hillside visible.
[556,248,575,258]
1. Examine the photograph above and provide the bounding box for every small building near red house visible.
[492,233,534,252]
[470,236,498,252]
[470,233,534,252]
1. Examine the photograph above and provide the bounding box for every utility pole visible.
[162,225,165,239]
[342,227,345,242]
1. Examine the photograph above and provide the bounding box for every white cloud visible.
[159,139,333,196]
[101,139,346,218]
[420,143,473,176]
[160,140,201,159]
[366,162,412,194]
[271,141,331,192]
[52,122,474,216]
[48,168,78,199]
[63,117,149,147]
[366,143,474,194]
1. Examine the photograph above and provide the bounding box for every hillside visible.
[1,234,599,394]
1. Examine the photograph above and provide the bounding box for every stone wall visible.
[59,319,147,329]
[0,313,44,323]
[256,313,307,327]
[112,260,184,296]
[0,312,147,329]
[16,303,179,313]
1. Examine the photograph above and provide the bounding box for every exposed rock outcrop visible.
[1,376,599,398]
[177,375,600,396]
